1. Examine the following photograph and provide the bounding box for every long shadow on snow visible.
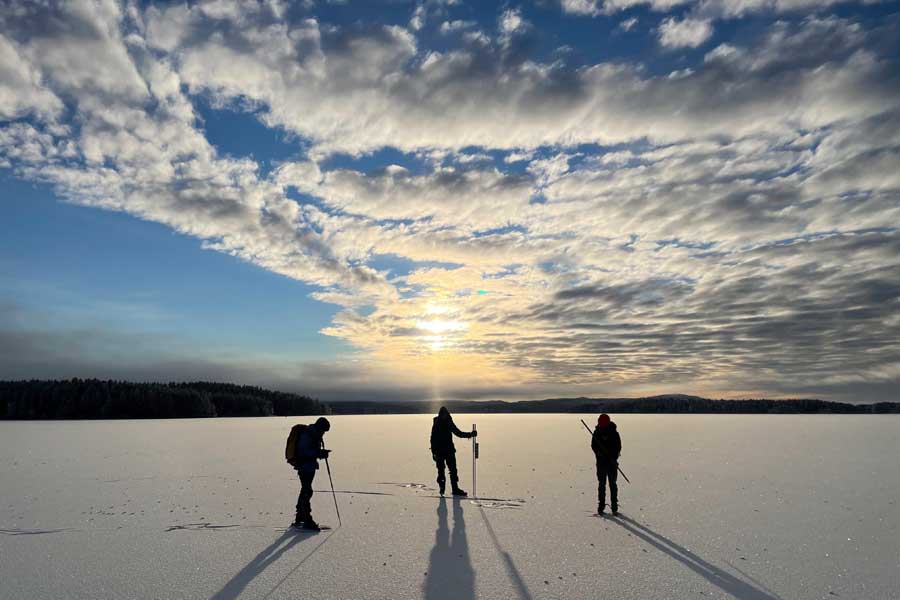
[424,498,475,600]
[210,529,329,600]
[611,515,783,600]
[478,507,534,600]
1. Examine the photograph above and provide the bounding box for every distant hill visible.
[327,395,900,414]
[2,380,897,419]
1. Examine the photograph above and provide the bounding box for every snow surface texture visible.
[1,414,899,599]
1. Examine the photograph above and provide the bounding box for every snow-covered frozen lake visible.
[1,414,898,599]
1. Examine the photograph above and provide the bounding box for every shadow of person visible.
[424,498,475,600]
[210,530,308,600]
[478,506,533,600]
[611,515,783,600]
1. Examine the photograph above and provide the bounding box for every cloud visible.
[281,161,535,231]
[0,1,396,302]
[560,0,602,16]
[590,0,887,17]
[658,16,713,48]
[153,11,896,156]
[0,35,63,120]
[1,2,898,401]
[696,0,891,19]
[619,17,638,31]
[600,0,690,13]
[499,8,527,35]
[439,20,477,34]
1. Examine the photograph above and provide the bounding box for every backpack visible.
[285,424,307,465]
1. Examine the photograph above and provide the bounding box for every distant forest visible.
[0,379,324,419]
[1,382,898,419]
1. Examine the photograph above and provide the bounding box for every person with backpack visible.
[285,417,331,530]
[592,413,621,515]
[430,407,476,497]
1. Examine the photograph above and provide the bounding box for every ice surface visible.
[2,414,899,599]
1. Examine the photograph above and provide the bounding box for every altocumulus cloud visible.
[1,0,899,401]
[657,16,713,48]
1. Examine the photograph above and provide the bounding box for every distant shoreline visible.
[326,396,900,415]
[1,380,898,419]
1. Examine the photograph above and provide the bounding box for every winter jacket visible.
[592,422,621,462]
[430,416,473,456]
[295,425,328,473]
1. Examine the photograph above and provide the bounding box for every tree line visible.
[0,379,325,419]
[2,382,896,419]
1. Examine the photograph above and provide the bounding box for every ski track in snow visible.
[377,482,526,508]
[470,500,525,510]
[378,482,434,490]
[317,489,395,496]
[0,528,76,536]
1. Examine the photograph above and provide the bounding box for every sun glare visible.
[415,319,468,335]
[416,304,469,351]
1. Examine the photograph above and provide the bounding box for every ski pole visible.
[322,443,342,527]
[472,423,478,498]
[580,419,630,484]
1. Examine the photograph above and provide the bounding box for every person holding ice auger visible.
[285,417,331,530]
[592,413,621,515]
[430,407,476,497]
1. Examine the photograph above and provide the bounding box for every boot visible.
[437,478,446,496]
[598,502,605,515]
[302,517,321,531]
[611,502,618,515]
[296,498,311,527]
[452,487,468,497]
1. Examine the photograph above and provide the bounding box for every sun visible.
[416,304,469,350]
[415,318,468,335]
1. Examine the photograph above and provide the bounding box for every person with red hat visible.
[591,413,621,515]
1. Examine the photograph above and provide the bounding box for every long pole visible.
[322,442,342,527]
[581,419,631,484]
[472,423,478,499]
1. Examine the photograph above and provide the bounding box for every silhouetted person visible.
[592,413,621,515]
[286,417,331,530]
[430,406,476,496]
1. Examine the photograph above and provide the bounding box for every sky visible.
[1,0,899,403]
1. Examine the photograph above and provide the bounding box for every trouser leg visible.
[297,471,315,521]
[446,453,459,488]
[608,463,618,509]
[435,455,447,490]
[296,475,308,520]
[596,460,607,508]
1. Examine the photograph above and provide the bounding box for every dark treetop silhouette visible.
[3,380,898,418]
[0,379,322,419]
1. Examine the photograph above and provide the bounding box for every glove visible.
[432,453,439,462]
[471,430,478,437]
[317,449,331,459]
